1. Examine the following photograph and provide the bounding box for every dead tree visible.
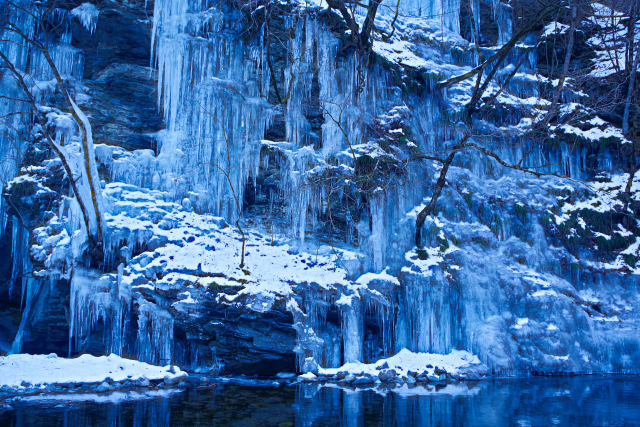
[539,2,579,127]
[412,133,584,247]
[439,1,564,115]
[325,0,382,51]
[0,1,105,260]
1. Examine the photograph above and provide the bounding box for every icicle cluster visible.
[151,0,272,218]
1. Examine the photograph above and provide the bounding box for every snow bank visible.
[355,268,400,286]
[0,353,186,389]
[103,183,355,309]
[541,21,569,38]
[314,348,488,383]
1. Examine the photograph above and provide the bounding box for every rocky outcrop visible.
[73,0,162,151]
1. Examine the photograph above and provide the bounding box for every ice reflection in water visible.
[3,376,640,426]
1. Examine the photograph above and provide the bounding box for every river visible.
[3,376,640,426]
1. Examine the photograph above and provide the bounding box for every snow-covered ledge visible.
[299,349,489,386]
[0,354,187,394]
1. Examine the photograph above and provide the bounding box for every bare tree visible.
[413,0,600,247]
[539,2,579,127]
[213,117,248,270]
[325,0,382,52]
[622,0,639,135]
[438,1,566,115]
[0,1,105,260]
[250,0,628,252]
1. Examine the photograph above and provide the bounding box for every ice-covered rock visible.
[0,0,638,381]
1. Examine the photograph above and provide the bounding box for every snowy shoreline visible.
[0,353,187,395]
[2,351,638,406]
[298,349,490,386]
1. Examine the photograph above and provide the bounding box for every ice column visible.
[151,0,272,218]
[342,297,363,363]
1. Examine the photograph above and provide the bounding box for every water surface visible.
[3,376,639,426]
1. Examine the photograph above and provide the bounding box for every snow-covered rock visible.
[313,348,489,385]
[0,353,186,392]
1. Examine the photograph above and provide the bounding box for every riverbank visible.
[0,353,187,396]
[298,348,490,386]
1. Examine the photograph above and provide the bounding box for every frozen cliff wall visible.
[0,0,638,376]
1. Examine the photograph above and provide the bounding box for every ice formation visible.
[71,3,100,35]
[0,0,638,382]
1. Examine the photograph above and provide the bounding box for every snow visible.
[318,348,486,379]
[621,238,640,256]
[355,268,400,286]
[339,142,392,161]
[593,315,620,322]
[530,290,558,298]
[586,3,640,78]
[555,124,630,144]
[541,22,569,39]
[126,213,350,302]
[561,172,639,215]
[103,183,352,306]
[0,353,186,389]
[513,318,529,330]
[373,39,430,69]
[171,291,197,307]
[335,293,356,307]
[402,244,458,277]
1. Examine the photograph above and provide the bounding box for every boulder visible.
[378,369,397,383]
[353,375,375,386]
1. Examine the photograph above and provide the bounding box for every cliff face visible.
[0,0,638,376]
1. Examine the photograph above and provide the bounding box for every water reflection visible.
[3,377,640,426]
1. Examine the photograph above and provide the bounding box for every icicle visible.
[491,0,513,45]
[10,274,40,355]
[136,299,174,365]
[150,0,272,219]
[70,3,100,35]
[383,0,461,34]
[69,269,130,357]
[9,220,28,298]
[0,1,36,195]
[394,270,457,354]
[341,296,363,363]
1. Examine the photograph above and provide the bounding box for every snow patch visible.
[318,348,486,379]
[0,353,186,389]
[355,268,400,286]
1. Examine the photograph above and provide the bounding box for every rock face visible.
[0,0,161,357]
[0,0,639,377]
[170,295,298,375]
[75,0,162,151]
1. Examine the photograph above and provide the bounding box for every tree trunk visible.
[541,4,577,127]
[623,4,639,135]
[41,49,104,249]
[415,136,470,247]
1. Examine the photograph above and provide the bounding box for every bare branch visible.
[0,50,94,244]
